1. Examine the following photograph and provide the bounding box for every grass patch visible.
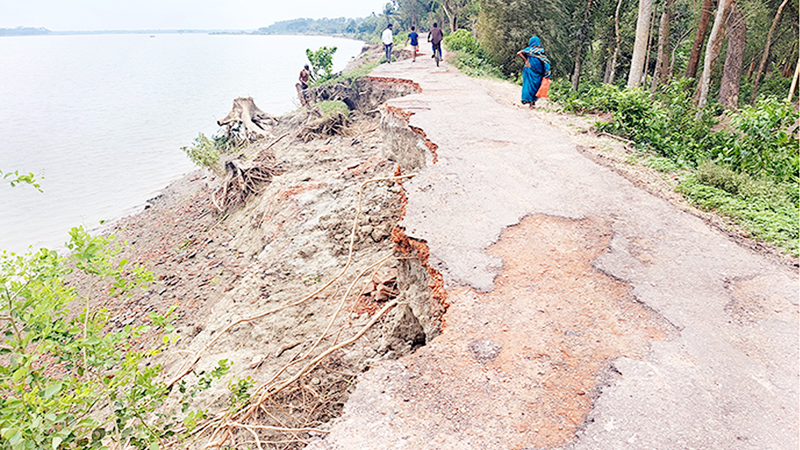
[678,173,799,256]
[316,100,350,118]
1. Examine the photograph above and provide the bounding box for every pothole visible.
[382,214,676,448]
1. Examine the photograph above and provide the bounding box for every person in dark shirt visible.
[296,65,314,107]
[298,65,312,89]
[405,26,419,62]
[428,22,443,60]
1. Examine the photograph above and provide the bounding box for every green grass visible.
[677,174,799,256]
[316,100,350,118]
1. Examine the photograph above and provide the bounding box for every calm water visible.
[0,33,363,254]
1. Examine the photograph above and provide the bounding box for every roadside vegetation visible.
[390,0,798,258]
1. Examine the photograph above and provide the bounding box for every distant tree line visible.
[0,27,51,36]
[290,0,797,107]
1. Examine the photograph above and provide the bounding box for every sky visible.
[0,0,389,31]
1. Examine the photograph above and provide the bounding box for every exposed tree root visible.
[296,109,349,143]
[210,134,288,213]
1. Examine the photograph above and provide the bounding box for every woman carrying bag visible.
[517,36,551,109]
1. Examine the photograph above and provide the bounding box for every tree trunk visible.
[572,44,584,90]
[696,0,730,110]
[642,3,658,86]
[750,0,790,105]
[685,0,714,79]
[651,0,673,92]
[628,0,654,87]
[718,2,746,109]
[788,58,799,102]
[572,0,594,90]
[604,0,625,84]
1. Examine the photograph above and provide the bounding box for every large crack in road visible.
[307,55,798,450]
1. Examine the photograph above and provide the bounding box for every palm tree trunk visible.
[604,0,625,84]
[651,0,672,92]
[572,0,594,90]
[788,58,799,102]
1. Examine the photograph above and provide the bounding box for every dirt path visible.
[307,57,799,448]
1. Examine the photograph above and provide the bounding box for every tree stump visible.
[217,97,277,144]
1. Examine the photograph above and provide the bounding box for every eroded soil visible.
[361,215,675,449]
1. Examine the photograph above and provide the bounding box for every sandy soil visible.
[75,103,437,447]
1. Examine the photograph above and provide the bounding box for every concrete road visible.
[308,55,798,450]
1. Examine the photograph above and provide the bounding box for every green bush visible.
[0,227,168,450]
[306,46,338,83]
[181,133,222,171]
[443,29,504,79]
[443,29,481,54]
[715,98,799,183]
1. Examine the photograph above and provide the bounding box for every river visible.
[0,33,363,254]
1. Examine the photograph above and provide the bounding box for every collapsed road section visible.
[307,50,798,450]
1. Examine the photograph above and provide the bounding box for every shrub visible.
[714,98,799,183]
[443,29,504,79]
[443,29,481,54]
[0,227,170,450]
[181,133,222,172]
[306,46,338,83]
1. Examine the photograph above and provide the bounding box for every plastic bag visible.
[536,78,551,98]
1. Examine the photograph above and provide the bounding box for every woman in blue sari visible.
[517,36,551,108]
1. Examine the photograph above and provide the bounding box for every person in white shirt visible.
[382,24,394,64]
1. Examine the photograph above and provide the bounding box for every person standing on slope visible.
[296,64,314,107]
[516,36,551,108]
[382,24,394,64]
[428,22,443,61]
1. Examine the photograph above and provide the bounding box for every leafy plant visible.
[0,226,176,450]
[177,360,230,432]
[714,98,799,183]
[443,29,504,79]
[227,376,254,410]
[306,46,338,83]
[1,170,42,192]
[181,133,222,172]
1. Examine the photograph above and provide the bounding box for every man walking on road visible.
[382,24,394,64]
[428,22,443,61]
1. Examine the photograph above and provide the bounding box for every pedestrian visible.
[428,23,443,61]
[296,64,314,107]
[382,24,394,64]
[516,36,551,109]
[404,26,419,62]
[298,65,313,90]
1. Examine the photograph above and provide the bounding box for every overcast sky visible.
[0,0,388,31]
